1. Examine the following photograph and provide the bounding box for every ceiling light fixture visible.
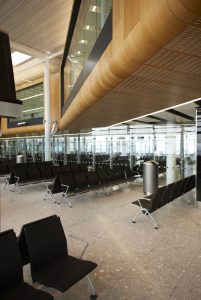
[20,93,43,101]
[11,51,31,66]
[79,39,89,44]
[23,106,43,113]
[89,5,101,13]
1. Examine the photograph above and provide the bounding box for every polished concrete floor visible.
[0,180,201,300]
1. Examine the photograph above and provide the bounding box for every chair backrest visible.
[24,216,68,276]
[163,182,175,204]
[86,171,100,187]
[51,165,62,176]
[39,165,53,179]
[73,171,88,189]
[14,168,29,182]
[0,229,23,296]
[18,215,58,266]
[27,166,41,181]
[60,173,76,192]
[52,176,63,194]
[151,186,167,212]
[62,165,72,174]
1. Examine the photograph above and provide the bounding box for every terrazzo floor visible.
[0,179,201,300]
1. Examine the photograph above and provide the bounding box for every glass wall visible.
[63,0,112,106]
[0,123,196,181]
[9,82,44,127]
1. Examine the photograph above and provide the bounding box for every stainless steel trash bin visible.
[143,160,158,195]
[16,155,24,164]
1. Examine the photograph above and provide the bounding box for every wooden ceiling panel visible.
[68,16,201,131]
[0,0,73,54]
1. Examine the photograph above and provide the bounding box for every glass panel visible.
[63,0,112,105]
[9,83,44,124]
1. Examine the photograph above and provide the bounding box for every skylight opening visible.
[11,51,31,66]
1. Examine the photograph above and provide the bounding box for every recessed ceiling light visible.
[89,5,101,13]
[77,51,81,55]
[20,93,43,101]
[11,51,31,66]
[79,39,89,44]
[84,24,97,31]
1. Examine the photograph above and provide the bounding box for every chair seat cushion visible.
[2,282,53,300]
[34,255,97,292]
[132,198,152,210]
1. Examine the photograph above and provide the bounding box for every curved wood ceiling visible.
[66,15,201,131]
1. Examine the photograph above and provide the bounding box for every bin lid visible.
[143,160,158,165]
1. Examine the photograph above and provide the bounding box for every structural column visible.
[44,60,51,161]
[64,136,68,165]
[130,136,134,170]
[109,136,113,169]
[165,129,176,184]
[180,126,185,179]
[32,139,35,162]
[92,137,96,171]
[153,125,157,161]
[77,135,81,163]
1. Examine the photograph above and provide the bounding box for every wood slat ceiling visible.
[0,0,73,54]
[67,16,201,131]
[0,0,73,86]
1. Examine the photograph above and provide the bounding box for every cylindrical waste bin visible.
[143,160,158,195]
[16,155,24,164]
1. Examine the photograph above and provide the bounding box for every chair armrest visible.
[14,176,20,183]
[61,184,69,192]
[67,234,89,259]
[138,197,151,201]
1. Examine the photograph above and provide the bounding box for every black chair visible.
[39,165,53,181]
[0,229,53,300]
[71,164,81,173]
[51,165,62,177]
[0,163,8,176]
[18,215,58,266]
[132,186,167,229]
[61,165,72,174]
[5,168,29,193]
[44,175,72,207]
[60,173,77,194]
[24,216,97,298]
[73,171,89,192]
[27,166,42,183]
[86,171,101,190]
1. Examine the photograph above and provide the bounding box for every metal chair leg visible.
[132,208,158,229]
[63,194,72,207]
[86,275,97,299]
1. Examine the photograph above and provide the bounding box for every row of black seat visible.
[5,161,138,194]
[132,175,195,229]
[0,215,97,300]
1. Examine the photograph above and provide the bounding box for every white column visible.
[166,130,176,184]
[180,126,185,178]
[44,60,51,161]
[32,139,35,162]
[153,125,157,161]
[77,135,81,163]
[130,136,134,170]
[64,136,67,165]
[92,137,96,171]
[110,137,113,169]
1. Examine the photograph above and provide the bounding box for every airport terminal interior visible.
[1,0,201,299]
